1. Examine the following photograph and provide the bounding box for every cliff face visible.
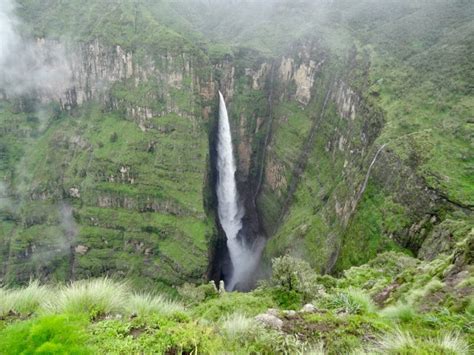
[1,1,472,289]
[217,38,472,277]
[0,38,220,290]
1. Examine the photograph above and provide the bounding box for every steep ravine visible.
[0,36,471,291]
[214,41,472,280]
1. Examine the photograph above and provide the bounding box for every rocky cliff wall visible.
[1,34,471,289]
[0,38,218,290]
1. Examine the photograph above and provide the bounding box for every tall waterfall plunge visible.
[216,91,260,290]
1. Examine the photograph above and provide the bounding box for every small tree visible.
[270,255,322,304]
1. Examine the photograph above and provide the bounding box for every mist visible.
[0,0,70,97]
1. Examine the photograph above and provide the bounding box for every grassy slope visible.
[335,0,474,270]
[363,1,473,206]
[0,244,472,354]
[0,1,215,291]
[1,100,212,290]
[259,0,473,271]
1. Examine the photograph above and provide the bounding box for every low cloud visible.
[0,0,70,97]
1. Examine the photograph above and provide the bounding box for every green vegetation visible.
[0,1,472,352]
[0,101,213,290]
[1,0,471,290]
[0,314,91,354]
[0,249,471,354]
[261,0,473,276]
[372,330,470,355]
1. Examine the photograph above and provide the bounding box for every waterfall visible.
[356,144,387,203]
[216,91,258,290]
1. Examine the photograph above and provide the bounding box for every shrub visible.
[0,314,91,354]
[316,274,338,290]
[271,288,303,310]
[42,278,128,317]
[0,281,52,317]
[270,255,322,303]
[380,303,416,323]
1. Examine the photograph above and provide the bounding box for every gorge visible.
[0,1,472,353]
[0,0,471,293]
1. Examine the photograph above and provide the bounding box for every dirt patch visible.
[281,313,337,341]
[129,326,147,339]
[0,310,32,321]
[373,281,400,306]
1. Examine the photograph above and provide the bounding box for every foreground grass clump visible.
[126,293,185,317]
[42,278,129,317]
[0,281,52,317]
[370,329,470,355]
[219,313,259,339]
[321,288,376,315]
[380,303,417,323]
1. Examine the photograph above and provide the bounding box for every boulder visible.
[300,303,317,313]
[255,313,283,330]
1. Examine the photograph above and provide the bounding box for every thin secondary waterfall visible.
[356,143,387,203]
[216,91,257,290]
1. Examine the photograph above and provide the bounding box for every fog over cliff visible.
[0,0,69,96]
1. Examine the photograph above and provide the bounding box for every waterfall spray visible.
[216,91,260,290]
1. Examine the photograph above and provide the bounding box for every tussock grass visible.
[380,303,416,323]
[253,331,323,355]
[324,288,376,314]
[345,288,376,314]
[465,299,474,316]
[41,278,129,316]
[376,329,416,352]
[1,278,186,319]
[373,329,470,355]
[455,276,474,289]
[405,278,444,305]
[436,332,470,355]
[0,281,52,317]
[218,312,324,354]
[219,313,259,339]
[126,293,184,316]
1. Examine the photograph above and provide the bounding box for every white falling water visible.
[216,91,257,290]
[356,143,387,203]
